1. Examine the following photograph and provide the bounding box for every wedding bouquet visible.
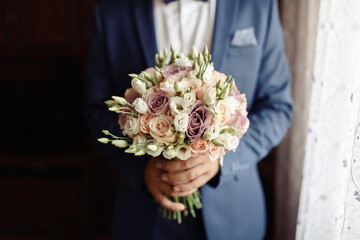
[98,46,249,223]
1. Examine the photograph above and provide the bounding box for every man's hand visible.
[156,153,219,197]
[144,156,185,212]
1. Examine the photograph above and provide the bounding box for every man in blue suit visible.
[86,0,293,239]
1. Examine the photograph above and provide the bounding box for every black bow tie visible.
[165,0,208,3]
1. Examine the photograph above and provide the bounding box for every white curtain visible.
[296,0,360,239]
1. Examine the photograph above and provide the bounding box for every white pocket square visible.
[230,27,258,47]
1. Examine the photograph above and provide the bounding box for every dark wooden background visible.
[0,1,278,239]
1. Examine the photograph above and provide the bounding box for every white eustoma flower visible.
[176,144,192,160]
[146,140,163,157]
[203,124,220,140]
[111,140,128,148]
[98,138,110,144]
[133,134,147,144]
[203,63,214,81]
[132,97,148,114]
[124,117,141,137]
[112,96,128,105]
[170,96,189,115]
[163,148,177,160]
[174,57,193,67]
[131,78,147,95]
[217,133,239,151]
[203,87,217,105]
[183,92,196,106]
[224,96,241,114]
[173,113,189,133]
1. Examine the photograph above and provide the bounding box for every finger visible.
[173,173,211,193]
[157,155,206,173]
[169,188,198,198]
[156,180,174,196]
[149,187,185,212]
[161,163,208,185]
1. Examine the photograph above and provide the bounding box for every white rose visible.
[131,78,147,95]
[124,117,140,137]
[173,113,189,133]
[203,87,217,105]
[203,124,220,140]
[174,57,193,67]
[176,144,192,160]
[224,96,241,114]
[183,92,196,106]
[132,97,148,114]
[163,148,177,159]
[170,96,189,115]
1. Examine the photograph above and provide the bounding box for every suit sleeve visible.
[85,4,149,193]
[220,0,293,178]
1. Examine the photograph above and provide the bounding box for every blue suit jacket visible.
[86,0,293,239]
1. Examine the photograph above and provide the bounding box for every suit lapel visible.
[211,0,238,70]
[131,0,158,67]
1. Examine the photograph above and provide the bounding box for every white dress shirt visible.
[153,0,217,55]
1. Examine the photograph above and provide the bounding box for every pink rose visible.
[178,78,202,93]
[161,65,192,83]
[206,141,225,162]
[190,138,208,156]
[196,84,211,100]
[149,115,177,145]
[204,70,227,87]
[139,113,155,134]
[186,101,212,142]
[124,88,141,104]
[118,111,131,129]
[146,91,170,114]
[159,81,176,97]
[227,85,249,138]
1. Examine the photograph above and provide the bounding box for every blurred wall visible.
[0,1,116,239]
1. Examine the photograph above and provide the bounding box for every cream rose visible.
[214,100,231,126]
[204,70,227,87]
[159,80,177,97]
[148,115,177,145]
[177,78,202,92]
[124,117,141,137]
